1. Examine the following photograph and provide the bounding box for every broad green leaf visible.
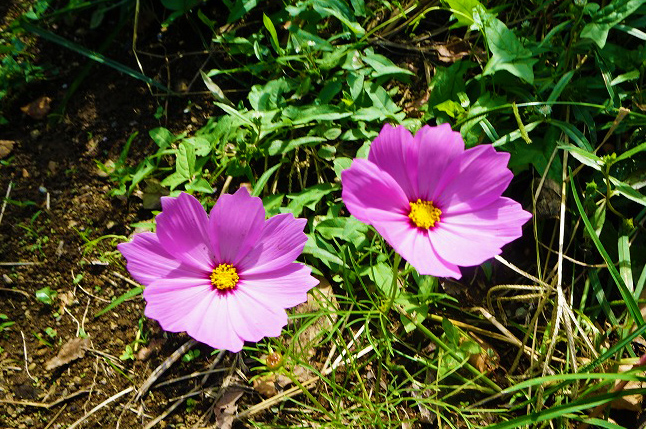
[176,141,196,179]
[226,0,259,22]
[185,177,214,194]
[443,0,485,27]
[149,127,175,150]
[580,0,646,48]
[315,217,369,245]
[303,233,347,267]
[285,105,352,124]
[362,50,414,78]
[333,157,352,179]
[267,136,327,156]
[312,0,365,36]
[428,61,473,115]
[285,183,338,217]
[474,6,537,83]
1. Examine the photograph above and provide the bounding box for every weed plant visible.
[13,0,646,426]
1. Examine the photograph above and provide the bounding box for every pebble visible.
[3,274,12,284]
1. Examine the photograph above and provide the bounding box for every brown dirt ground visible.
[0,3,264,428]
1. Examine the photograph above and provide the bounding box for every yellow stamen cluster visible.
[210,264,239,290]
[408,199,442,229]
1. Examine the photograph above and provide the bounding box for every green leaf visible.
[571,173,644,328]
[285,105,352,124]
[251,161,284,197]
[176,141,196,179]
[580,0,646,48]
[200,70,234,106]
[96,287,144,317]
[226,0,259,22]
[443,0,485,27]
[362,49,414,78]
[474,6,537,83]
[609,176,646,207]
[614,140,646,163]
[558,144,603,171]
[160,0,201,11]
[285,184,338,217]
[315,217,369,246]
[312,0,365,36]
[36,287,57,305]
[149,127,175,150]
[262,13,282,54]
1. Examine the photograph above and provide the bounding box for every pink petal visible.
[341,158,409,225]
[371,217,463,278]
[118,233,208,286]
[367,124,419,199]
[227,288,289,344]
[143,277,213,333]
[433,145,513,214]
[430,198,531,266]
[186,293,245,352]
[156,193,213,271]
[416,123,465,200]
[238,214,308,275]
[239,264,318,308]
[209,187,265,265]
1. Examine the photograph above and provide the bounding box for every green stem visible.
[383,253,402,314]
[395,304,502,393]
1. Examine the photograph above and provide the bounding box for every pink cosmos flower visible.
[341,123,531,279]
[118,187,318,352]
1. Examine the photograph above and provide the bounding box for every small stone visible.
[30,129,40,139]
[22,168,29,178]
[47,161,58,174]
[28,363,36,371]
[23,416,34,426]
[3,274,12,284]
[106,221,115,229]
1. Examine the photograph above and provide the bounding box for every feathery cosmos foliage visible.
[342,124,532,279]
[118,188,318,352]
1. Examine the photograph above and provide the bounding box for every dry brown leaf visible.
[291,277,339,357]
[467,335,500,373]
[215,387,244,429]
[0,140,14,159]
[45,337,90,371]
[610,364,645,412]
[21,96,52,119]
[252,363,293,397]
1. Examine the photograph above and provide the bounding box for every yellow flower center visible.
[210,264,239,290]
[408,199,442,229]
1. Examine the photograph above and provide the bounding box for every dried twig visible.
[0,390,90,408]
[67,386,134,429]
[0,287,31,298]
[0,181,11,226]
[20,331,35,381]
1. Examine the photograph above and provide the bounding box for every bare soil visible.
[0,3,254,428]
